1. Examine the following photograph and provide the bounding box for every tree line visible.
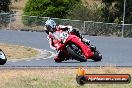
[0,0,132,24]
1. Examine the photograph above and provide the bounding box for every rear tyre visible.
[0,49,7,65]
[91,50,102,62]
[66,44,87,62]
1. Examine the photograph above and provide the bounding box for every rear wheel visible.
[91,50,102,62]
[66,44,87,62]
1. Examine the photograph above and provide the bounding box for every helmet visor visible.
[45,25,53,32]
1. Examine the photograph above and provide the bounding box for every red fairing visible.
[67,35,94,59]
[48,30,94,60]
[54,40,64,50]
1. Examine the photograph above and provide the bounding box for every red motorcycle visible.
[53,31,102,62]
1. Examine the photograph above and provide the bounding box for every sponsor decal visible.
[76,67,131,85]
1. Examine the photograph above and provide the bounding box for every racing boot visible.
[72,29,90,45]
[54,51,67,62]
[54,56,62,63]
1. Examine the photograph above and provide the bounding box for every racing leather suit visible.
[46,25,91,61]
[47,25,90,50]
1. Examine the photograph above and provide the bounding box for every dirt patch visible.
[11,0,28,10]
[84,0,101,4]
[0,43,40,59]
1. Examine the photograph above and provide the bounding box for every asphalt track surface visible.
[0,30,132,67]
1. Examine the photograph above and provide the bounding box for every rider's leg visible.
[72,29,90,45]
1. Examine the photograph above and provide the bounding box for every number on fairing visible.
[60,32,69,40]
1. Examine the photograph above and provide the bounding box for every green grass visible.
[0,68,131,88]
[1,74,131,88]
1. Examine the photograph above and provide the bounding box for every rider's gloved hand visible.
[49,38,56,50]
[50,45,56,50]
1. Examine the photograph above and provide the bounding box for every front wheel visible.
[66,44,87,62]
[91,50,102,62]
[0,49,7,65]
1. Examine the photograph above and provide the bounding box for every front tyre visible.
[66,44,87,62]
[0,49,7,65]
[91,50,102,62]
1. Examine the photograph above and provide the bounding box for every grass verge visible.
[0,43,40,59]
[0,67,131,88]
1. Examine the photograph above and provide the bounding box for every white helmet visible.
[45,19,56,33]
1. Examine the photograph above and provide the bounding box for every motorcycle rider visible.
[44,19,92,62]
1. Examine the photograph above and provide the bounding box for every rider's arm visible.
[49,38,56,50]
[47,33,56,50]
[57,25,71,31]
